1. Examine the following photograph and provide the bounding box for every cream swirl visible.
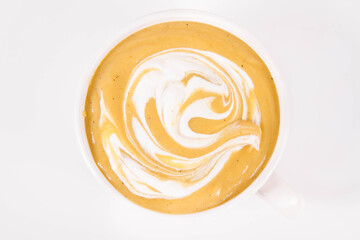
[99,48,261,199]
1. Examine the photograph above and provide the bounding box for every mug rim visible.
[75,9,289,218]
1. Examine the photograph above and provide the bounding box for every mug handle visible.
[257,172,303,218]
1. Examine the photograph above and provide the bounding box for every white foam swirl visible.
[100,48,261,199]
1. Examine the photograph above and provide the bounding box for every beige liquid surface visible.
[84,21,280,214]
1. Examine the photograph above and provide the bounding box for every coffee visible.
[84,21,280,214]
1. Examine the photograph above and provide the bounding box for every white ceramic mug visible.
[76,9,303,218]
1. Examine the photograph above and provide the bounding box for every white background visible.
[1,0,359,239]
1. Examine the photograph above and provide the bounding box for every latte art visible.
[99,48,262,199]
[85,21,280,213]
